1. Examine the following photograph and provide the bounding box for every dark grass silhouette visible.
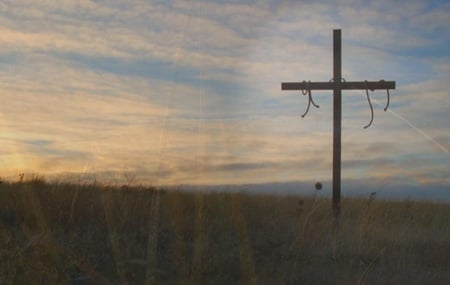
[0,177,449,284]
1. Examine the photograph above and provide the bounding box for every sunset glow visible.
[0,1,448,199]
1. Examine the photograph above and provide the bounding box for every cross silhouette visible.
[281,29,396,221]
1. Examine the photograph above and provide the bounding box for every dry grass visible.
[0,177,449,284]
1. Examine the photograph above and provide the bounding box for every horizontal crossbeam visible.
[281,80,395,91]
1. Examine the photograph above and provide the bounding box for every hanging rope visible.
[379,80,390,111]
[363,80,374,129]
[300,81,319,118]
[384,88,390,111]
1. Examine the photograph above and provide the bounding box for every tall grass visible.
[0,177,449,284]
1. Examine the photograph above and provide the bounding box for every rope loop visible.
[329,78,346,83]
[301,80,308,95]
[300,81,319,118]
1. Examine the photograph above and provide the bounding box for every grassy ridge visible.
[1,178,449,284]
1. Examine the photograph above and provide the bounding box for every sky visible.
[0,0,449,199]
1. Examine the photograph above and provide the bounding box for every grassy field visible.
[1,177,449,284]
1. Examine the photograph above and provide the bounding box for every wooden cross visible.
[281,29,395,221]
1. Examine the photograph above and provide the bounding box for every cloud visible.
[0,0,448,194]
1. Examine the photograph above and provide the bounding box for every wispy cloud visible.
[0,0,448,194]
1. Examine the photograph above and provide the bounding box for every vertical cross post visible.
[333,29,342,220]
[281,29,395,222]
